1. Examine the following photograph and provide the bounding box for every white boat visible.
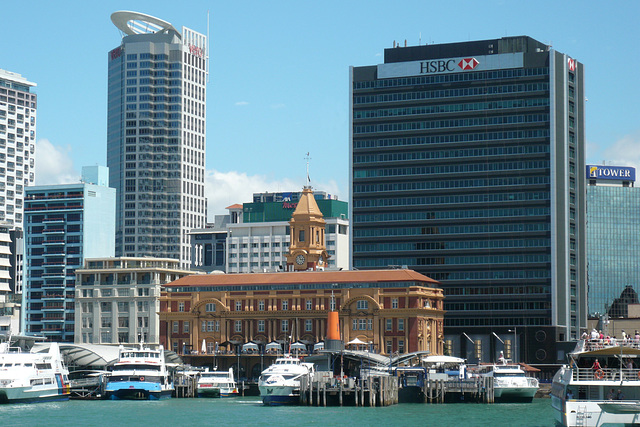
[258,356,314,405]
[197,367,239,398]
[551,339,640,426]
[0,342,70,403]
[105,344,173,400]
[481,363,539,402]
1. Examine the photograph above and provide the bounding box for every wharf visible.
[300,371,397,406]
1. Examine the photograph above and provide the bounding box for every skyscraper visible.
[108,11,207,268]
[23,166,115,342]
[0,69,37,229]
[350,37,585,363]
[586,165,640,319]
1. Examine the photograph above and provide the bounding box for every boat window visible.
[24,363,33,367]
[113,364,162,371]
[36,363,51,370]
[3,364,12,367]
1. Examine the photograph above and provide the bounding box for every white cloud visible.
[204,169,344,222]
[34,139,80,185]
[270,103,285,109]
[598,131,640,170]
[235,101,249,106]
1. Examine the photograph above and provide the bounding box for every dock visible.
[300,371,398,406]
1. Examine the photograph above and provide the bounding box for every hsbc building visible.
[350,37,585,365]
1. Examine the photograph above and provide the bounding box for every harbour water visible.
[1,397,555,426]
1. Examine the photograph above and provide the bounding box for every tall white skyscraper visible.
[107,11,207,268]
[0,69,37,229]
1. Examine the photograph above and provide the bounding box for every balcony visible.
[42,228,64,234]
[42,283,65,290]
[43,217,65,223]
[42,304,65,311]
[43,239,65,245]
[42,294,65,300]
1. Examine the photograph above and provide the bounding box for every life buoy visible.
[594,369,604,379]
[140,376,145,382]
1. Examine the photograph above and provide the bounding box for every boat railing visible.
[573,367,640,381]
[581,338,640,352]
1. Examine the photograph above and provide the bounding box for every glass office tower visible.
[108,11,207,268]
[586,165,640,319]
[350,37,586,363]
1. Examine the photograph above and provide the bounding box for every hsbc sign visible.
[377,52,523,79]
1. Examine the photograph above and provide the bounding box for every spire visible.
[305,152,311,187]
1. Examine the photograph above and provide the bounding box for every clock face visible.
[295,254,306,265]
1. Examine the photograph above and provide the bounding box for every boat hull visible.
[259,385,299,406]
[105,381,173,400]
[0,385,70,404]
[198,387,239,398]
[494,386,538,403]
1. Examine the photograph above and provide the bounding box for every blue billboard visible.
[586,165,636,181]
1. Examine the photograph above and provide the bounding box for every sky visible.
[2,1,640,220]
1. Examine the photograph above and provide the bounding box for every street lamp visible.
[508,328,517,364]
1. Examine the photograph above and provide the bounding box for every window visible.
[281,300,288,310]
[386,340,392,354]
[258,320,265,332]
[305,319,312,332]
[281,319,289,332]
[101,302,112,312]
[205,303,216,312]
[179,302,185,312]
[101,317,112,328]
[306,299,313,310]
[392,298,398,309]
[358,319,367,330]
[118,317,129,328]
[207,321,214,332]
[235,301,242,311]
[235,320,242,333]
[386,319,392,331]
[398,319,405,331]
[201,321,206,332]
[258,300,265,311]
[398,340,405,354]
[172,321,178,333]
[367,319,373,330]
[138,288,150,296]
[215,321,220,332]
[183,321,189,333]
[298,229,305,242]
[352,319,358,330]
[356,300,368,310]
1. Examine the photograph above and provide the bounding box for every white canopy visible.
[290,342,306,350]
[265,341,282,351]
[242,342,259,351]
[347,337,367,346]
[201,339,207,353]
[313,342,324,350]
[422,355,465,365]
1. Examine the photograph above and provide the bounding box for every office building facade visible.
[108,11,207,268]
[586,165,640,319]
[350,37,586,363]
[74,257,194,345]
[23,166,116,341]
[0,69,36,229]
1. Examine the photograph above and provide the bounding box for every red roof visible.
[165,269,439,288]
[225,204,243,210]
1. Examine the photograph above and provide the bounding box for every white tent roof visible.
[313,342,324,350]
[290,342,306,350]
[346,337,367,346]
[265,341,282,350]
[242,342,259,350]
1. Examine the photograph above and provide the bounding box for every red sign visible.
[110,47,122,61]
[568,58,576,72]
[458,58,479,70]
[189,44,204,58]
[283,202,298,209]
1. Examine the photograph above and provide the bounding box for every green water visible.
[0,397,555,426]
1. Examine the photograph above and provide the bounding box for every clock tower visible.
[285,186,330,271]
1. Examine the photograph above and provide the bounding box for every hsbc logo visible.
[568,58,576,72]
[420,57,480,74]
[458,58,479,70]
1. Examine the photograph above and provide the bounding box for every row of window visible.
[354,191,549,208]
[355,238,551,253]
[353,161,550,179]
[354,98,549,119]
[353,222,550,238]
[354,129,549,150]
[354,114,549,134]
[355,207,550,223]
[353,83,549,105]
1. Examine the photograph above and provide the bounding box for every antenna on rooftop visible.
[305,152,311,187]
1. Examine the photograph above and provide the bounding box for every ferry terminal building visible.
[159,269,444,356]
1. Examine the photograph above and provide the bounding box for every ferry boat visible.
[197,367,239,397]
[551,339,640,426]
[105,344,173,400]
[258,356,314,405]
[0,342,70,403]
[481,363,539,402]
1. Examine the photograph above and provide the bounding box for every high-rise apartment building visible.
[23,166,115,341]
[586,165,640,319]
[350,37,586,363]
[0,69,36,229]
[108,11,207,268]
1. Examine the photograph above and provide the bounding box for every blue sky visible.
[2,1,639,219]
